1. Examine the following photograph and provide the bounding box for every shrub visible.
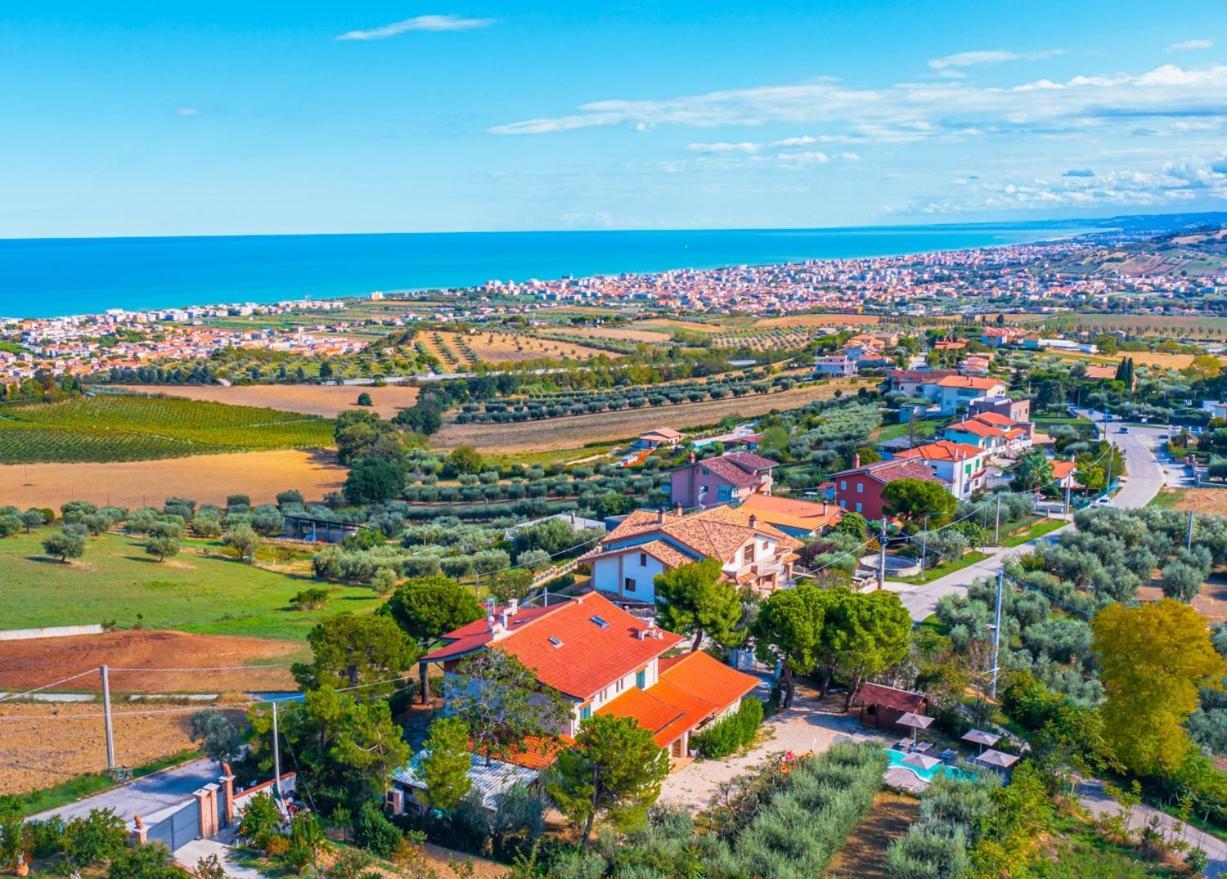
[291,587,331,610]
[353,802,402,858]
[693,698,764,759]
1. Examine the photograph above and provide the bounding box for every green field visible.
[1,529,381,641]
[0,394,334,463]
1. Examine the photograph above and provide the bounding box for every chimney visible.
[674,502,683,516]
[689,451,696,464]
[823,502,829,515]
[749,514,758,530]
[657,508,665,524]
[853,452,861,469]
[500,610,510,629]
[508,597,519,616]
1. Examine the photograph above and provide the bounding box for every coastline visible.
[0,223,1090,321]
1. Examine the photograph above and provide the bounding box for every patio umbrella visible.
[975,749,1020,770]
[900,752,942,772]
[961,728,1001,755]
[895,712,934,748]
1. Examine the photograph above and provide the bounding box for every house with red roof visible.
[420,592,759,760]
[894,440,990,500]
[580,504,803,601]
[670,450,778,509]
[944,410,1033,455]
[825,455,945,520]
[934,375,1008,415]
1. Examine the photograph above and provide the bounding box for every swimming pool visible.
[884,748,975,782]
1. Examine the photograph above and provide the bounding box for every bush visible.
[353,802,402,858]
[693,698,764,759]
[291,587,331,610]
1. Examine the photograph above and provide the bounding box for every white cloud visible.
[489,63,1227,141]
[928,48,1064,70]
[1169,39,1214,52]
[686,142,760,154]
[175,107,200,117]
[336,14,494,41]
[776,150,830,167]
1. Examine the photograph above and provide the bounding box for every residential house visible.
[884,369,957,398]
[670,451,778,509]
[944,410,1032,455]
[735,492,844,537]
[969,395,1031,425]
[1051,459,1081,491]
[581,505,802,601]
[634,427,685,451]
[419,592,760,760]
[934,375,1008,415]
[1204,400,1227,422]
[980,326,1027,348]
[825,457,944,520]
[813,355,858,377]
[894,440,990,500]
[959,354,992,376]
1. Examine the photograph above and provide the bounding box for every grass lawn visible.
[875,418,942,443]
[1022,816,1178,878]
[1002,517,1067,547]
[1032,415,1094,429]
[2,528,382,641]
[896,551,989,585]
[1148,488,1188,509]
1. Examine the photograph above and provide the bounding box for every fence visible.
[0,624,103,641]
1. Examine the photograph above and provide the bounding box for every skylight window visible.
[548,636,564,648]
[590,615,609,629]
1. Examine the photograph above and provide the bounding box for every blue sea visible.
[0,225,1083,319]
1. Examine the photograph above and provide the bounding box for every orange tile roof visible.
[936,375,1005,391]
[598,651,759,747]
[947,419,1007,439]
[471,734,571,771]
[492,593,683,700]
[1051,459,1077,480]
[895,440,987,463]
[737,493,843,533]
[971,411,1015,427]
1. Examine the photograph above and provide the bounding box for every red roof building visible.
[825,456,944,520]
[421,592,758,759]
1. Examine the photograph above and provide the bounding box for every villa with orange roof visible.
[419,592,760,761]
[933,374,1008,415]
[580,505,802,602]
[894,440,991,500]
[944,410,1033,455]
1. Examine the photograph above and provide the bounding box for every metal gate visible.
[146,801,199,854]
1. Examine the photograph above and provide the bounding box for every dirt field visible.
[113,384,419,418]
[0,630,299,694]
[632,318,724,334]
[752,314,880,328]
[825,793,919,879]
[0,449,345,509]
[433,379,873,453]
[552,326,672,344]
[0,700,246,795]
[1160,488,1227,515]
[1138,575,1227,623]
[424,330,615,367]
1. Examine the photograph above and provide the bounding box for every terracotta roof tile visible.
[853,682,926,713]
[936,375,1005,391]
[895,440,987,463]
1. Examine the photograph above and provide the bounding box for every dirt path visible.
[825,793,919,879]
[0,448,346,509]
[433,380,874,453]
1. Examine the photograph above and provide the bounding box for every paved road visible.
[28,758,219,825]
[1079,779,1226,878]
[895,417,1168,622]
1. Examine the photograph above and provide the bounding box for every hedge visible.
[693,698,764,759]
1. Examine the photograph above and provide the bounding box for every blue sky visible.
[2,1,1226,237]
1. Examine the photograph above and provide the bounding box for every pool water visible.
[884,748,975,782]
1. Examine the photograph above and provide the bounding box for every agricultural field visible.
[1153,487,1227,516]
[0,630,298,694]
[0,528,382,641]
[112,383,420,418]
[433,378,873,453]
[632,318,725,335]
[0,395,334,464]
[0,701,245,796]
[0,449,346,510]
[711,327,823,351]
[551,326,672,344]
[752,313,880,328]
[419,329,615,369]
[1002,312,1227,338]
[825,793,918,879]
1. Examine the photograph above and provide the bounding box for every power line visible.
[0,669,98,703]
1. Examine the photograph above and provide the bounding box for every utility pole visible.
[994,494,1002,545]
[990,570,1004,699]
[272,700,283,802]
[920,515,929,579]
[1187,510,1195,551]
[877,517,887,591]
[1064,477,1071,516]
[100,665,116,772]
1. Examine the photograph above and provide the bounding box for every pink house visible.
[670,451,778,510]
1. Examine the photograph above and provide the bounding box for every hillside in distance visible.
[1057,221,1227,278]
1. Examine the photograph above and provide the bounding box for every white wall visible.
[591,552,665,603]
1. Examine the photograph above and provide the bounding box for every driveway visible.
[893,416,1167,622]
[28,757,218,824]
[659,686,885,811]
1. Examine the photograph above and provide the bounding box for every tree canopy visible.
[379,574,485,650]
[881,478,956,528]
[292,612,418,695]
[653,558,744,651]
